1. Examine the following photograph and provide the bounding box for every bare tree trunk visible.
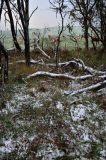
[0,41,8,82]
[84,19,89,50]
[5,0,21,51]
[24,0,30,66]
[0,0,4,19]
[100,0,106,51]
[24,27,30,65]
[17,0,30,66]
[49,0,65,68]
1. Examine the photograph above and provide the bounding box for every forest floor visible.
[0,49,106,160]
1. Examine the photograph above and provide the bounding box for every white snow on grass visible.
[0,139,14,153]
[0,82,106,159]
[70,104,86,121]
[56,101,64,110]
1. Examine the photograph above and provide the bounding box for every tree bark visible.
[24,0,30,66]
[17,0,30,65]
[0,0,4,19]
[83,18,89,50]
[100,1,106,51]
[0,41,8,81]
[24,27,30,65]
[5,0,21,51]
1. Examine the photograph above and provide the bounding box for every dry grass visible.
[7,48,106,84]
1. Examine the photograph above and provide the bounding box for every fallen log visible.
[64,80,106,96]
[35,45,50,59]
[63,58,105,75]
[9,59,44,65]
[25,58,105,75]
[31,35,50,59]
[16,59,42,64]
[26,71,92,80]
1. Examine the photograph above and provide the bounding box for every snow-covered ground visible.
[0,82,106,159]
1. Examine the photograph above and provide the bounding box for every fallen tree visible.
[31,35,50,59]
[26,59,106,96]
[26,71,93,80]
[26,70,106,96]
[27,58,105,75]
[8,54,106,96]
[72,58,105,75]
[13,58,106,76]
[64,80,106,96]
[35,45,50,59]
[26,70,105,82]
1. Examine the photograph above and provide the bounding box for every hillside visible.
[30,26,83,36]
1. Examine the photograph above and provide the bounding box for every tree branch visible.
[29,6,38,21]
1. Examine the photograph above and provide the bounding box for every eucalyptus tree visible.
[0,0,8,82]
[4,0,21,51]
[16,0,30,65]
[2,0,30,65]
[49,0,67,67]
[68,0,97,50]
[90,0,106,50]
[16,0,38,65]
[99,0,106,50]
[4,0,37,65]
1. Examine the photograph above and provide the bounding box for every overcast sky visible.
[0,0,59,30]
[29,0,59,28]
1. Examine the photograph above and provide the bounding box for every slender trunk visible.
[24,28,30,65]
[5,0,21,51]
[24,0,30,66]
[41,37,44,50]
[0,0,4,19]
[103,37,106,51]
[0,41,8,81]
[56,10,64,67]
[103,20,106,50]
[17,0,30,65]
[98,0,106,50]
[84,19,89,50]
[91,39,96,50]
[55,38,60,68]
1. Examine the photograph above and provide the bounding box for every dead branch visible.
[25,58,105,75]
[36,45,50,59]
[72,58,105,75]
[65,80,106,96]
[10,59,43,64]
[32,35,50,59]
[26,71,92,80]
[29,6,38,21]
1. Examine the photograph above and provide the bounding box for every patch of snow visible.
[56,101,64,110]
[36,143,64,160]
[100,149,106,160]
[70,104,86,121]
[0,139,14,154]
[80,143,91,156]
[29,136,35,142]
[15,94,30,101]
[6,101,19,113]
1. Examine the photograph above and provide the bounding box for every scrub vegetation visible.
[0,0,106,159]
